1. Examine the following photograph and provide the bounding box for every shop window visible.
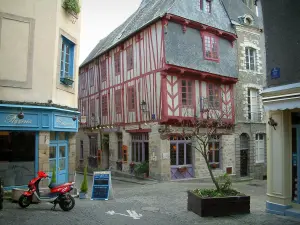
[0,132,35,187]
[58,132,66,140]
[131,134,149,162]
[255,133,265,163]
[208,83,220,108]
[170,136,192,166]
[208,136,220,168]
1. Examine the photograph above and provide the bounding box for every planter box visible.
[79,192,88,199]
[187,191,250,217]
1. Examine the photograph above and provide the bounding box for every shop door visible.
[49,143,68,184]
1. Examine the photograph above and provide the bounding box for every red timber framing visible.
[78,16,237,128]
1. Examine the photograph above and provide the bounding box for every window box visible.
[60,76,74,86]
[187,191,250,217]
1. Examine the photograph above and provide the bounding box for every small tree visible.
[80,166,88,193]
[160,97,234,191]
[50,167,56,184]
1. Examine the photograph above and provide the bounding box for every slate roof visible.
[222,0,260,28]
[81,0,235,67]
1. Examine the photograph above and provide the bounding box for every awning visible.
[263,97,300,111]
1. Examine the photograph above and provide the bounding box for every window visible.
[114,52,121,75]
[127,86,135,111]
[208,83,220,108]
[90,99,95,117]
[208,136,220,168]
[89,135,98,156]
[60,36,75,79]
[115,89,122,114]
[245,47,256,71]
[131,134,149,162]
[200,0,212,13]
[248,88,260,121]
[102,95,108,116]
[100,60,107,81]
[80,140,84,160]
[170,136,192,166]
[181,80,193,106]
[255,134,265,163]
[203,34,219,61]
[88,68,94,86]
[126,46,133,70]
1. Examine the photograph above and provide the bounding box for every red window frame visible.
[127,86,135,112]
[115,89,122,114]
[102,95,108,116]
[126,45,133,70]
[202,32,219,62]
[88,68,94,87]
[180,79,193,107]
[100,60,107,81]
[207,83,221,109]
[114,52,121,75]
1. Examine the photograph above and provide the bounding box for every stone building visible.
[223,0,267,180]
[260,0,300,218]
[0,0,81,189]
[76,0,239,181]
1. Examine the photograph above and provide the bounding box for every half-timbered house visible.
[77,0,238,181]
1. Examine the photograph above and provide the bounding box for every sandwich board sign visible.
[91,171,113,200]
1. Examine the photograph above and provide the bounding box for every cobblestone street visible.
[1,176,300,225]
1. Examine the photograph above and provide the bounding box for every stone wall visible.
[68,133,76,182]
[38,131,50,187]
[108,132,118,170]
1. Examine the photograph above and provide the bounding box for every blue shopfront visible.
[0,104,79,190]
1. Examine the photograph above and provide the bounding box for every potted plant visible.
[134,161,149,178]
[177,166,187,173]
[160,97,250,217]
[60,75,74,86]
[49,167,56,186]
[62,0,81,15]
[79,166,88,199]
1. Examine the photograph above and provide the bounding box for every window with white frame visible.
[245,47,256,71]
[200,0,212,13]
[255,134,265,163]
[247,88,260,121]
[208,136,220,168]
[60,36,75,81]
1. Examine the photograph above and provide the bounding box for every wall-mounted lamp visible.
[140,100,147,112]
[17,110,24,119]
[268,117,278,130]
[72,116,77,121]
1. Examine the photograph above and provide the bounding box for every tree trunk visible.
[204,156,220,191]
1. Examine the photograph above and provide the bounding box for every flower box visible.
[60,77,74,86]
[187,191,250,217]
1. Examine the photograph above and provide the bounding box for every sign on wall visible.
[91,171,113,200]
[271,67,280,79]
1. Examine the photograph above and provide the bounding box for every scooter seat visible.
[48,183,62,189]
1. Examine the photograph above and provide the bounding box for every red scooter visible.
[18,171,75,211]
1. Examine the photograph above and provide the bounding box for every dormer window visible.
[201,32,219,62]
[200,0,212,13]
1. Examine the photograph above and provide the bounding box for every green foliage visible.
[63,0,81,15]
[134,161,149,176]
[192,173,246,198]
[80,166,88,193]
[50,167,56,184]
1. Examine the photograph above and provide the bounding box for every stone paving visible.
[1,176,300,225]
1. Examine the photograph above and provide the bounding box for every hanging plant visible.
[63,0,81,15]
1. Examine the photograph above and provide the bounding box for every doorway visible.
[240,133,249,177]
[49,132,68,184]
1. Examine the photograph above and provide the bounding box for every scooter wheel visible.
[59,195,75,211]
[18,195,31,208]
